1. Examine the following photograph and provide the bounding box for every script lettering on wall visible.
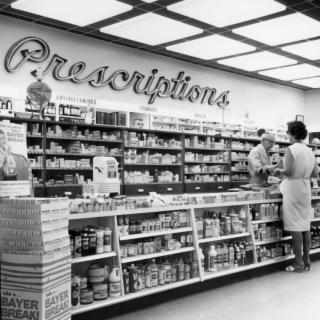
[4,37,230,107]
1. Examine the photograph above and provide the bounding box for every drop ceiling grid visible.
[0,0,320,89]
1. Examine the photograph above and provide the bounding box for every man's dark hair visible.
[287,121,307,140]
[257,128,266,137]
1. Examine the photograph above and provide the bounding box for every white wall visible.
[304,89,320,133]
[0,15,305,128]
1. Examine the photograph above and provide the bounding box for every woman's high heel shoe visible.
[302,256,311,271]
[303,262,311,271]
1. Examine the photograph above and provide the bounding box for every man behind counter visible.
[248,132,280,186]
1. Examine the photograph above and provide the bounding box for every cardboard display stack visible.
[0,198,71,320]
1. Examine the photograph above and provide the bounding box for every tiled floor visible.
[107,261,320,320]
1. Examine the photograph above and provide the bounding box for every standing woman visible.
[274,121,318,272]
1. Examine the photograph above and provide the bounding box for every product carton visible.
[1,281,71,320]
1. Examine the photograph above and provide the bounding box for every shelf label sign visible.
[4,36,230,108]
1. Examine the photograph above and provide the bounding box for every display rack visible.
[69,196,320,316]
[1,114,312,197]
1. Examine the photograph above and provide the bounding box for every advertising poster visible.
[0,121,30,197]
[129,112,150,129]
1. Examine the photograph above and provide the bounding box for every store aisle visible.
[108,261,320,320]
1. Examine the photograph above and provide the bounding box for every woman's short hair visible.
[287,121,307,140]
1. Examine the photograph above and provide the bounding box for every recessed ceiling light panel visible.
[282,39,320,60]
[292,77,320,88]
[168,0,286,27]
[217,51,297,71]
[166,34,256,60]
[259,64,320,81]
[100,13,203,46]
[11,0,133,27]
[233,13,320,46]
[141,0,158,2]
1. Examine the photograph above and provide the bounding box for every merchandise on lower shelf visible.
[124,149,181,165]
[72,264,121,307]
[123,257,199,295]
[256,242,292,262]
[124,170,180,184]
[250,203,280,221]
[203,240,254,272]
[185,151,229,163]
[231,141,255,151]
[184,136,229,149]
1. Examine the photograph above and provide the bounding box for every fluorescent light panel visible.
[233,13,320,46]
[168,0,286,27]
[259,64,320,81]
[292,77,320,88]
[217,51,297,71]
[100,13,203,46]
[166,34,256,60]
[140,0,158,2]
[282,39,320,60]
[11,0,132,27]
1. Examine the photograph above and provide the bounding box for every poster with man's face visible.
[0,121,30,197]
[129,112,150,129]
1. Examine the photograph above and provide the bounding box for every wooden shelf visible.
[185,147,230,151]
[184,161,230,164]
[121,247,195,263]
[71,278,200,315]
[254,236,292,246]
[251,218,282,224]
[198,232,250,244]
[185,172,230,175]
[72,251,117,264]
[46,135,122,143]
[124,145,182,151]
[120,227,193,241]
[124,163,181,166]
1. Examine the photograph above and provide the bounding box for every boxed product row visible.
[311,223,320,249]
[124,149,181,164]
[46,157,91,169]
[117,211,189,236]
[124,170,180,184]
[185,152,229,163]
[184,136,228,149]
[47,125,122,141]
[196,209,247,239]
[252,223,284,241]
[185,174,230,183]
[124,132,181,148]
[47,141,121,157]
[185,164,229,174]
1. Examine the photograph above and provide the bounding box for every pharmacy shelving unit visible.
[69,195,320,316]
[0,114,296,197]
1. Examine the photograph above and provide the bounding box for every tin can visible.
[159,265,166,285]
[71,275,80,307]
[81,228,89,256]
[96,229,104,254]
[120,245,128,258]
[127,244,138,257]
[89,228,97,255]
[137,242,144,255]
[93,282,108,301]
[74,229,82,258]
[80,289,93,305]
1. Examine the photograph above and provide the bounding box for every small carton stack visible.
[0,198,71,320]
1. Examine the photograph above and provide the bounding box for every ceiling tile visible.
[100,12,203,46]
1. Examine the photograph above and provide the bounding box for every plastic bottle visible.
[208,245,217,272]
[229,244,235,268]
[223,243,229,270]
[216,244,223,271]
[200,250,205,273]
[150,259,159,287]
[109,266,121,297]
